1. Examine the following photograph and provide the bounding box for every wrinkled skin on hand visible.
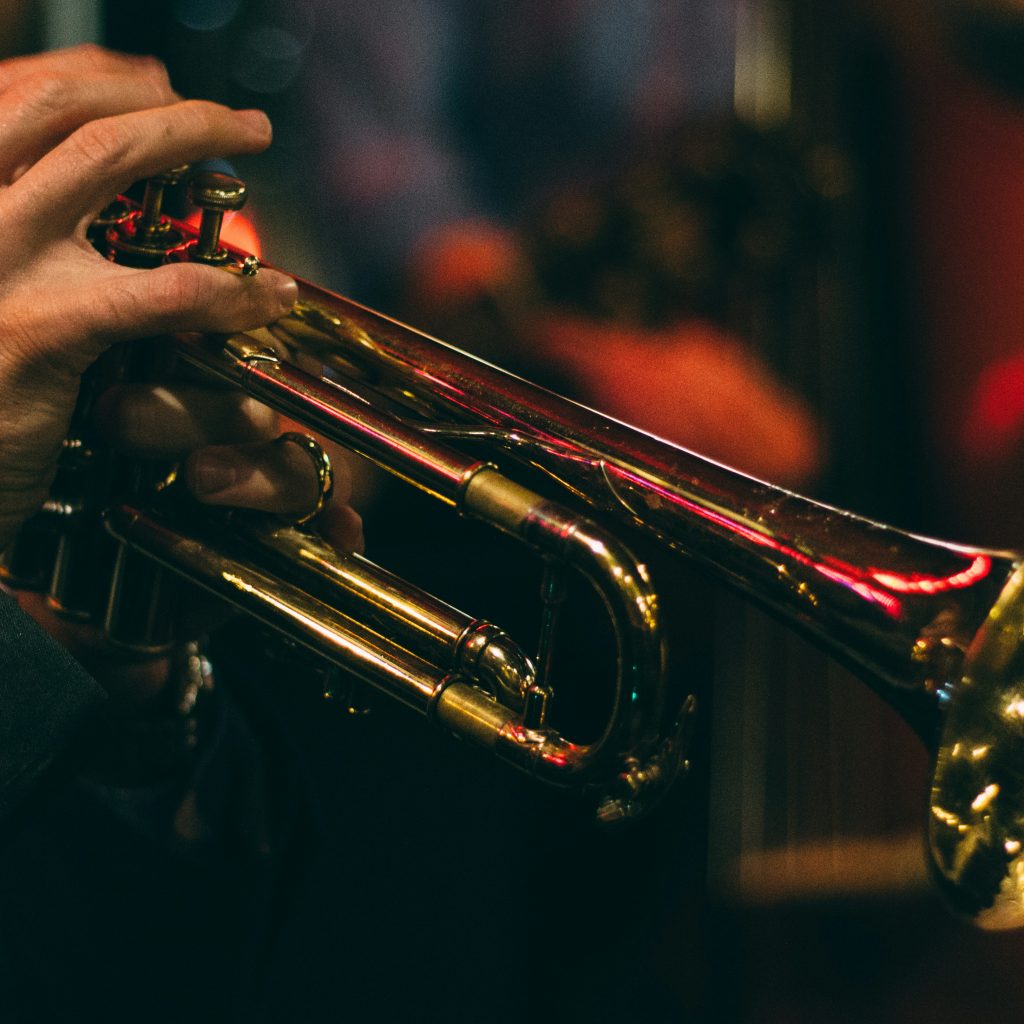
[0,46,362,696]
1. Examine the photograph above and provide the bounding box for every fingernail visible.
[236,109,272,139]
[192,452,238,497]
[274,275,299,307]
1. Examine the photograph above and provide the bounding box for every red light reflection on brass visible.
[543,751,570,768]
[872,555,992,594]
[412,365,465,394]
[609,467,905,617]
[607,470,991,621]
[816,566,901,617]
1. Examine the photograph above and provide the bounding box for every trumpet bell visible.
[930,564,1024,927]
[5,173,1024,928]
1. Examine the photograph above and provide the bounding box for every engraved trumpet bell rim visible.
[929,561,1024,929]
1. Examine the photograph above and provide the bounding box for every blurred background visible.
[9,0,1024,1018]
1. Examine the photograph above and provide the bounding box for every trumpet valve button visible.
[137,163,190,236]
[105,164,191,266]
[188,171,248,265]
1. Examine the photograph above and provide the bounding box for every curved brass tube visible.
[7,192,1024,926]
[163,280,1024,927]
[105,466,683,822]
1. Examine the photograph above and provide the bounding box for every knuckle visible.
[86,283,137,340]
[67,42,104,62]
[140,74,177,110]
[68,43,120,73]
[137,53,168,76]
[66,117,134,174]
[177,98,229,132]
[12,72,70,119]
[84,275,174,342]
[123,265,276,338]
[147,57,173,87]
[134,56,175,100]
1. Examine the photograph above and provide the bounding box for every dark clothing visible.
[0,592,105,822]
[0,595,290,1022]
[0,593,700,1022]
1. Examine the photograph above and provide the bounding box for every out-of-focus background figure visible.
[7,0,1024,1019]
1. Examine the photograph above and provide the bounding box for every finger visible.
[0,66,178,183]
[183,437,329,519]
[10,100,272,235]
[320,501,365,554]
[94,383,278,457]
[18,260,297,372]
[0,44,165,93]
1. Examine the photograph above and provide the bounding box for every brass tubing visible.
[105,504,588,784]
[235,520,471,650]
[233,518,536,705]
[463,468,668,786]
[268,286,1022,740]
[105,505,451,713]
[70,201,1024,920]
[179,337,489,508]
[203,493,666,794]
[106,485,670,805]
[251,281,1024,890]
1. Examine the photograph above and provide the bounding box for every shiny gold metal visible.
[106,164,190,266]
[275,432,334,525]
[15,188,1024,928]
[185,171,247,265]
[137,165,190,237]
[87,197,132,248]
[152,272,1024,926]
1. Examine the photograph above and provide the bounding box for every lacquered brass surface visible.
[186,171,248,265]
[11,184,1024,925]
[185,271,1024,921]
[929,565,1024,926]
[106,166,189,267]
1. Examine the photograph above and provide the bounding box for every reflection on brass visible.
[106,165,190,266]
[188,261,1024,924]
[928,567,1024,927]
[11,188,1024,927]
[185,171,248,266]
[274,432,334,526]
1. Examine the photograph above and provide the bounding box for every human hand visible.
[17,381,365,698]
[0,45,364,697]
[0,44,299,549]
[94,381,364,552]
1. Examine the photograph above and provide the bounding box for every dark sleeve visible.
[0,591,106,821]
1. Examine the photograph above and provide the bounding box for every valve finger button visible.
[187,171,248,266]
[106,163,191,267]
[137,164,190,236]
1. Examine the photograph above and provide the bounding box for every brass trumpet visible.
[6,171,1024,929]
